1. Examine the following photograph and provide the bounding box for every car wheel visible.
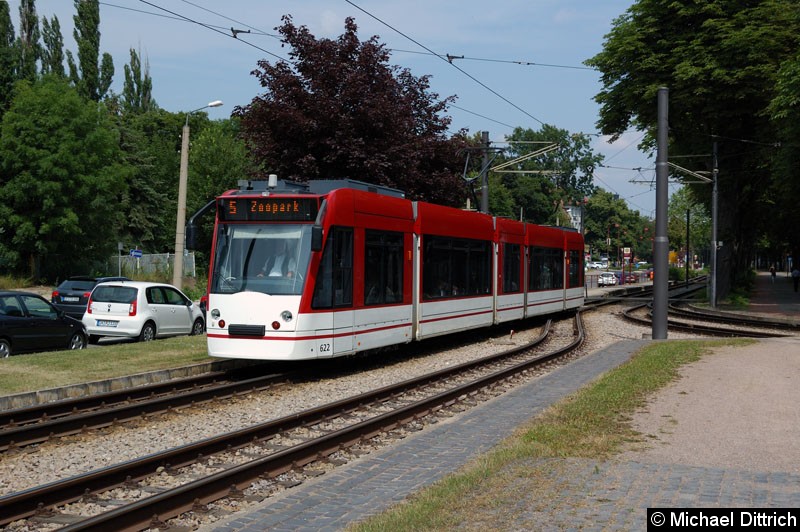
[68,332,87,350]
[139,322,156,342]
[191,318,205,336]
[0,339,11,358]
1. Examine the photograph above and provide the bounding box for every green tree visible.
[768,52,800,264]
[66,0,113,102]
[497,125,599,224]
[667,187,711,269]
[186,118,253,270]
[583,189,654,265]
[40,14,64,77]
[586,0,800,298]
[235,15,469,205]
[0,2,16,116]
[0,76,127,278]
[113,108,175,253]
[122,47,156,114]
[15,0,39,82]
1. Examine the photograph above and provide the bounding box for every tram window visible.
[364,230,403,306]
[529,247,563,291]
[312,226,353,309]
[568,250,582,287]
[502,243,521,293]
[422,236,491,300]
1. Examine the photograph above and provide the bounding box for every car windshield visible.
[210,223,312,296]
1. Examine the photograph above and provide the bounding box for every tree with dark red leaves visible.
[234,15,470,206]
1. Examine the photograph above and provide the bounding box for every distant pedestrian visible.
[792,268,800,292]
[770,265,776,283]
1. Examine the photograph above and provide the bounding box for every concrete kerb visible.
[0,358,263,411]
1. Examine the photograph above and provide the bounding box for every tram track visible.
[0,315,585,530]
[0,322,550,454]
[0,279,700,454]
[622,302,794,338]
[0,368,293,452]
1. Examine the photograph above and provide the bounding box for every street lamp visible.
[173,100,223,289]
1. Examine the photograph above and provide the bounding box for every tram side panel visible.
[414,202,496,340]
[564,230,585,310]
[526,225,571,317]
[495,218,527,324]
[310,189,416,356]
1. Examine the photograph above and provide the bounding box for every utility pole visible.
[481,131,490,213]
[711,141,719,309]
[685,208,690,288]
[652,87,669,340]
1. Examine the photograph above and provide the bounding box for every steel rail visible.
[668,303,800,331]
[0,370,232,428]
[0,370,294,451]
[0,318,562,527]
[57,315,582,532]
[622,304,789,338]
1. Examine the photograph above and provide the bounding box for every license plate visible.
[96,320,118,328]
[63,296,80,302]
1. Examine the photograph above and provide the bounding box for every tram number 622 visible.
[318,342,331,353]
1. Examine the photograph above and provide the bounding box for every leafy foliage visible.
[0,2,16,116]
[235,15,469,205]
[491,125,599,225]
[586,0,800,296]
[0,77,127,278]
[121,47,156,114]
[15,0,39,82]
[40,15,65,77]
[66,0,113,102]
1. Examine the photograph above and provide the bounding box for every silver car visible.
[597,272,618,287]
[82,281,204,343]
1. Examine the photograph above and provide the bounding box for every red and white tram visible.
[191,178,584,361]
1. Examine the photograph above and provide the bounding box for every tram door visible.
[312,226,354,356]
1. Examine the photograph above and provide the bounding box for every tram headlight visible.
[210,308,220,319]
[280,310,293,322]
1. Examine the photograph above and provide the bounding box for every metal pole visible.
[685,208,690,288]
[711,141,719,309]
[481,131,489,213]
[652,87,669,339]
[173,120,190,289]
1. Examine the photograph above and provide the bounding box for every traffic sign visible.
[130,249,143,258]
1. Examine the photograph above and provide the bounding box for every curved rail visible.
[0,316,584,529]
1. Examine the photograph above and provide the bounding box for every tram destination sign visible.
[220,197,318,222]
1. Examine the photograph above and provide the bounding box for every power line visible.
[101,2,274,37]
[114,1,521,133]
[135,0,287,61]
[448,104,516,130]
[176,0,280,40]
[389,48,595,71]
[342,0,546,127]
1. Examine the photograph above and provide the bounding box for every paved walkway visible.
[204,271,800,531]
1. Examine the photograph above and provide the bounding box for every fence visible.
[107,252,197,279]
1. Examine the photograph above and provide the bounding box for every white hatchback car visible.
[82,281,204,343]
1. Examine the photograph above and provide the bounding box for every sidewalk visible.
[748,270,800,318]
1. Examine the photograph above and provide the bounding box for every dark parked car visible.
[0,291,87,358]
[51,276,130,319]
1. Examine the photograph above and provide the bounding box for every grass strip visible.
[350,338,751,532]
[0,335,211,395]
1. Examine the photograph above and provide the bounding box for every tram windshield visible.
[210,224,312,295]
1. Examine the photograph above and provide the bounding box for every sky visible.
[7,0,672,217]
